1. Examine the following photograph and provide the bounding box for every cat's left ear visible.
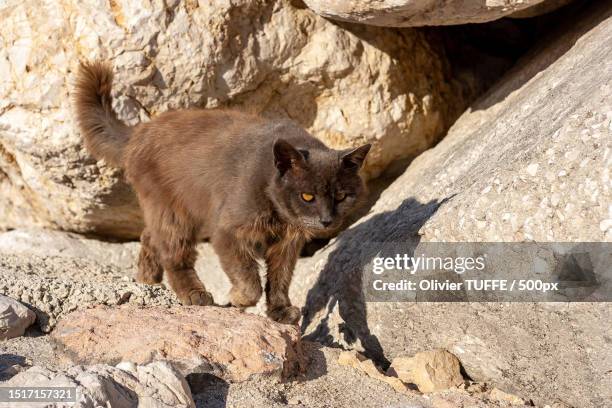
[341,144,371,170]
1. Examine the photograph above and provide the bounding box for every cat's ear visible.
[341,144,371,170]
[273,139,305,175]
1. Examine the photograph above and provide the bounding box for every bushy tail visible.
[73,61,131,168]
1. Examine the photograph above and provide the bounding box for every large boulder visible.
[51,305,304,382]
[302,0,571,27]
[0,0,465,239]
[294,3,611,407]
[2,361,195,408]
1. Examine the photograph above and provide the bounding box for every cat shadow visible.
[301,196,450,367]
[0,354,27,381]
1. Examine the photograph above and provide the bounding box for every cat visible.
[73,61,370,324]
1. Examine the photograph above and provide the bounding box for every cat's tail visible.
[73,61,131,168]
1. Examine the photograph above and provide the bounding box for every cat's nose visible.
[320,218,333,228]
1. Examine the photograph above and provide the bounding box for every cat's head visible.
[268,138,370,232]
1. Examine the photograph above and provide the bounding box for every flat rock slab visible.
[302,0,570,27]
[2,361,194,408]
[0,294,35,340]
[51,305,304,382]
[0,253,180,332]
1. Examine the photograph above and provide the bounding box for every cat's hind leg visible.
[136,229,164,284]
[154,207,214,306]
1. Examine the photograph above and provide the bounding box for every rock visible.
[0,0,466,239]
[302,0,569,27]
[51,305,304,382]
[0,294,35,340]
[509,0,574,18]
[0,252,180,332]
[0,228,140,268]
[386,350,464,393]
[0,332,63,381]
[0,339,539,408]
[295,3,611,407]
[0,364,24,378]
[489,388,526,406]
[337,350,410,394]
[187,342,532,408]
[0,228,235,315]
[2,361,195,408]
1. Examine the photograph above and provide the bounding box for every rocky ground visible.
[1,323,536,408]
[0,236,547,407]
[0,232,588,407]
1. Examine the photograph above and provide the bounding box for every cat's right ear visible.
[273,139,304,176]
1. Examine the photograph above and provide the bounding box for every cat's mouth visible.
[300,219,339,232]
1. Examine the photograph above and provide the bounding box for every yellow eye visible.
[335,192,347,202]
[301,193,315,202]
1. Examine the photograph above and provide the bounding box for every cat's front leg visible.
[212,229,263,308]
[264,239,304,325]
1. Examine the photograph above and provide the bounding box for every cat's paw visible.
[229,283,263,308]
[267,305,301,325]
[183,289,215,306]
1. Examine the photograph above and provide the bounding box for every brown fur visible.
[73,61,370,324]
[73,61,131,168]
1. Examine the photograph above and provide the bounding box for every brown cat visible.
[73,61,370,324]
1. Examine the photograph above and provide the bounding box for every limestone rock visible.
[294,3,611,407]
[0,338,546,407]
[2,361,195,408]
[188,343,538,407]
[387,350,464,393]
[509,0,574,18]
[0,294,35,340]
[0,252,180,332]
[0,0,464,238]
[337,350,410,394]
[489,388,526,406]
[0,228,140,268]
[51,305,304,382]
[302,0,569,27]
[0,228,234,313]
